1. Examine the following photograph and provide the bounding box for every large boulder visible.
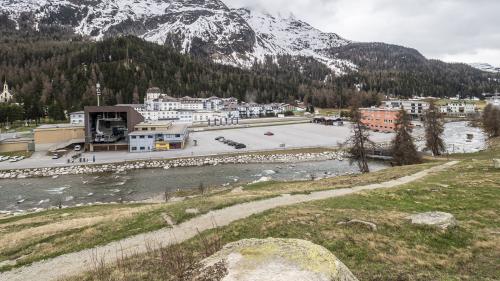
[202,238,358,281]
[407,212,457,230]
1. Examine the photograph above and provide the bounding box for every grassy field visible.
[69,140,499,281]
[0,160,440,272]
[0,151,33,158]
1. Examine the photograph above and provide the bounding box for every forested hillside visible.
[0,34,498,122]
[330,43,499,97]
[0,35,378,121]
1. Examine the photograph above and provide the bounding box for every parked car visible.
[52,154,61,160]
[215,136,224,141]
[227,141,237,146]
[223,139,232,144]
[9,156,20,162]
[0,156,9,162]
[235,143,246,149]
[264,132,274,136]
[16,156,25,161]
[74,145,82,151]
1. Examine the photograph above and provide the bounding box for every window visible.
[148,135,153,139]
[131,147,137,151]
[131,136,137,139]
[175,134,181,138]
[140,147,145,150]
[140,136,145,139]
[151,127,156,131]
[142,128,148,131]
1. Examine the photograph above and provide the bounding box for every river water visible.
[0,160,389,215]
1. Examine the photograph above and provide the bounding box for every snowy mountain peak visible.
[469,63,500,73]
[0,0,354,73]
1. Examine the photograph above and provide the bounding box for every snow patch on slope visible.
[469,63,500,73]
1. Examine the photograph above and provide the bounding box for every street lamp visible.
[96,83,101,106]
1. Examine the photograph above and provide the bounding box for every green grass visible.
[181,157,499,280]
[76,139,499,281]
[0,151,33,158]
[0,159,439,271]
[3,139,498,279]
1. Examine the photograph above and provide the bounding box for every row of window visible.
[131,146,150,151]
[131,135,154,139]
[131,134,183,139]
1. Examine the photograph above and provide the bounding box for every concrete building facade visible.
[69,111,85,125]
[129,121,189,152]
[440,102,477,116]
[360,108,400,132]
[382,100,429,120]
[34,124,85,151]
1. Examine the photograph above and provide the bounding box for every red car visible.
[264,132,274,136]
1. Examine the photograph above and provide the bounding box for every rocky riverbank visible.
[0,151,347,180]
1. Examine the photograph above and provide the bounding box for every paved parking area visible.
[0,123,394,170]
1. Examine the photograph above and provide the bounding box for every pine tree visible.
[391,108,421,166]
[424,101,446,156]
[345,105,372,173]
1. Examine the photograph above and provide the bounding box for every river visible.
[0,160,389,215]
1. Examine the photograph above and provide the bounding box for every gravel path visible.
[0,161,459,281]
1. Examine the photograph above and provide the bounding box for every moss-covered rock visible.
[202,238,358,281]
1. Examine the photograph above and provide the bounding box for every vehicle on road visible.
[52,154,61,160]
[264,132,274,136]
[9,156,20,162]
[215,136,224,141]
[74,145,82,151]
[0,156,9,162]
[235,143,246,149]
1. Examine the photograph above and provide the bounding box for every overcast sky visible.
[225,0,500,66]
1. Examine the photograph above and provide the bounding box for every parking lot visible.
[0,123,394,170]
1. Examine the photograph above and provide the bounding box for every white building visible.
[0,81,13,103]
[383,99,429,120]
[69,111,85,125]
[440,102,477,116]
[139,87,293,123]
[486,95,500,108]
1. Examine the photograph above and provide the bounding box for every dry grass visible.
[0,160,440,271]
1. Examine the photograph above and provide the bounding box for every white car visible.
[74,145,82,151]
[9,156,19,162]
[0,156,9,161]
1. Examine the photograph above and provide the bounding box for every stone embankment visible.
[0,151,346,179]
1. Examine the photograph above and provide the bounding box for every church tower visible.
[0,81,13,103]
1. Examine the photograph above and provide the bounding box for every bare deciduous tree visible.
[344,105,372,173]
[482,104,500,138]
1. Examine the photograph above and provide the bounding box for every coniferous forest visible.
[0,29,499,122]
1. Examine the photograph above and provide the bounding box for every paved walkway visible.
[0,161,459,281]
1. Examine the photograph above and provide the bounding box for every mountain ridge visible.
[0,0,354,73]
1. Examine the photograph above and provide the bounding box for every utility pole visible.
[96,83,101,106]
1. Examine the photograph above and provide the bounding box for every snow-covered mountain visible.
[469,63,500,73]
[0,0,353,74]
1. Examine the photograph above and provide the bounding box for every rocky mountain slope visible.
[0,0,353,73]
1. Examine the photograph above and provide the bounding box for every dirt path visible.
[0,161,459,281]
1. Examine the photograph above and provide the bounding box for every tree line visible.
[0,36,384,123]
